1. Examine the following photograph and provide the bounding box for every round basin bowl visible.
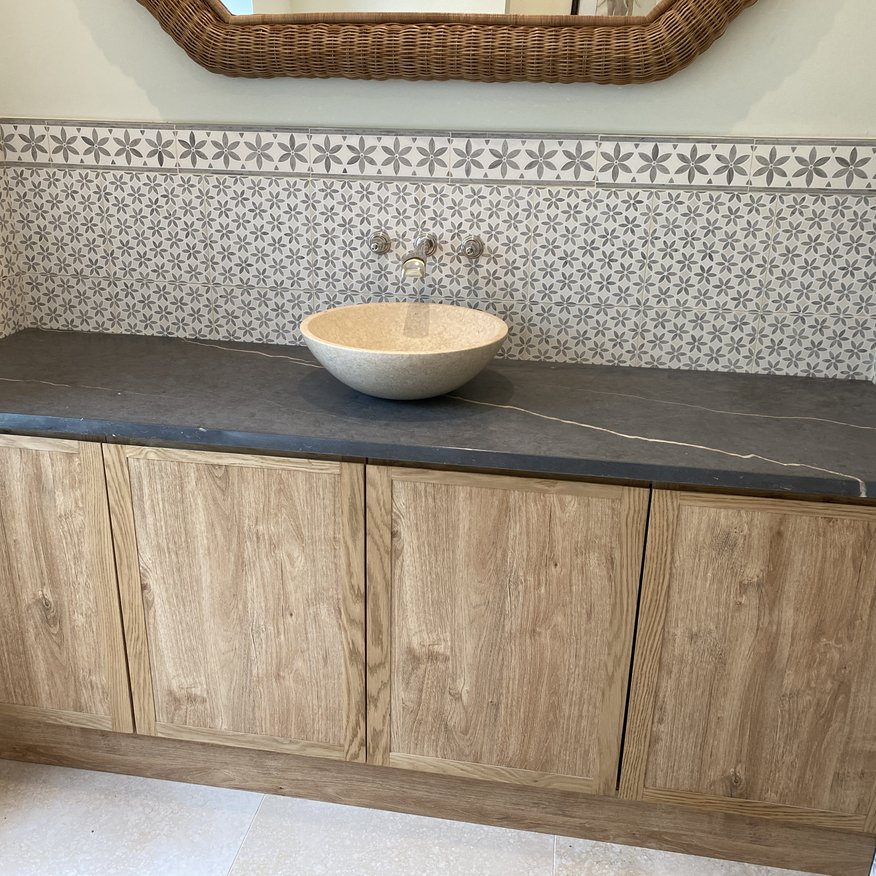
[300,302,508,400]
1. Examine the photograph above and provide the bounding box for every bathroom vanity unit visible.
[0,330,874,876]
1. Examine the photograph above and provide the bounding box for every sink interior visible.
[302,302,508,354]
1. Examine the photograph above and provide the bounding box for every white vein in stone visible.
[571,386,876,432]
[181,339,322,368]
[449,395,868,498]
[0,376,125,394]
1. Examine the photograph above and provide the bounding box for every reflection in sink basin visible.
[300,302,508,400]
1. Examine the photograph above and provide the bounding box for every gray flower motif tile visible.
[596,139,754,188]
[2,123,51,164]
[175,128,301,173]
[449,137,596,184]
[762,193,876,316]
[105,172,209,283]
[644,190,777,311]
[309,133,449,180]
[204,175,310,288]
[20,274,117,333]
[104,280,215,338]
[420,182,535,302]
[310,178,421,297]
[639,308,759,372]
[751,142,876,191]
[44,124,177,169]
[529,187,653,308]
[754,313,876,379]
[9,167,110,276]
[210,285,313,345]
[523,302,642,367]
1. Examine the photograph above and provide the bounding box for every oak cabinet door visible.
[104,445,365,761]
[621,491,876,831]
[366,466,649,794]
[0,435,131,732]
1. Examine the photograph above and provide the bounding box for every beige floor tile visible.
[555,837,827,876]
[227,794,555,875]
[0,759,262,876]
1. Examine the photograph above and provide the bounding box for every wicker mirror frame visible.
[138,0,758,84]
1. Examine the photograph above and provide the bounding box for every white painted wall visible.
[1,0,874,137]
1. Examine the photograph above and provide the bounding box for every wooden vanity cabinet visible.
[621,491,876,832]
[103,445,366,761]
[0,435,131,732]
[366,466,649,793]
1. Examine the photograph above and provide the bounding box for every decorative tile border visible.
[2,120,876,193]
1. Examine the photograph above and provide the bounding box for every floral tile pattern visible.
[751,143,876,191]
[754,314,875,380]
[176,128,311,175]
[448,137,598,184]
[1,118,875,382]
[595,140,755,188]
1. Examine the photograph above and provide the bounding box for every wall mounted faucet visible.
[401,233,438,280]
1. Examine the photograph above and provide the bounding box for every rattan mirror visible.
[138,0,758,84]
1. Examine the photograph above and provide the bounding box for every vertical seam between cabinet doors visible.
[618,490,678,800]
[365,465,393,765]
[614,487,653,794]
[340,462,367,763]
[92,441,136,734]
[102,444,158,736]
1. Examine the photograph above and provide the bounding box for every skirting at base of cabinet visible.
[0,719,872,876]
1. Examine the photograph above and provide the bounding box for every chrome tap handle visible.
[367,230,392,255]
[457,236,485,260]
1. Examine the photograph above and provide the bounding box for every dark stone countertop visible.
[0,329,873,501]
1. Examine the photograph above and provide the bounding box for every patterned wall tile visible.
[448,137,598,184]
[9,167,109,276]
[523,301,643,367]
[204,175,310,288]
[644,190,777,311]
[639,309,759,372]
[595,140,754,188]
[310,178,422,301]
[41,125,177,170]
[530,187,652,308]
[751,143,876,191]
[762,194,875,316]
[311,133,450,180]
[105,172,209,283]
[420,182,536,305]
[754,314,875,380]
[176,128,311,175]
[1,123,50,164]
[211,285,313,345]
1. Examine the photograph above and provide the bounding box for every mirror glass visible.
[221,1,659,16]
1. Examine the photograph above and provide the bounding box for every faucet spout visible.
[401,233,437,280]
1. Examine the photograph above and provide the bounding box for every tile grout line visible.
[223,793,267,876]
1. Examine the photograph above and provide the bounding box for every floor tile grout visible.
[223,793,266,876]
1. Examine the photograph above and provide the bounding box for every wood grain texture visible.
[1,718,873,876]
[372,467,648,793]
[0,437,132,732]
[365,465,392,766]
[111,445,365,759]
[622,491,876,830]
[124,446,340,473]
[103,443,157,735]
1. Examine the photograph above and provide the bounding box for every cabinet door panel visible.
[105,446,365,761]
[0,435,131,732]
[621,491,876,831]
[367,466,649,794]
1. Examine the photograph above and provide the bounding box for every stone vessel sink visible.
[300,302,508,400]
